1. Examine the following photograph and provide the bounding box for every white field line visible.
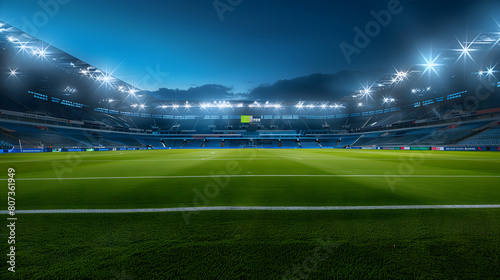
[2,205,500,214]
[1,174,500,181]
[2,158,500,163]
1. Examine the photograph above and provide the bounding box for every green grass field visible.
[0,149,499,279]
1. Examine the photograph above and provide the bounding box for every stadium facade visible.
[1,20,500,152]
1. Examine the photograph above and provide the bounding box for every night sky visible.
[1,0,500,98]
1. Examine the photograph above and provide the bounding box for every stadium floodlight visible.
[236,103,243,108]
[423,58,438,75]
[320,104,327,109]
[131,104,138,108]
[38,48,47,57]
[478,70,483,76]
[296,103,304,109]
[455,39,476,62]
[487,67,494,76]
[139,104,145,109]
[99,74,113,86]
[33,46,49,60]
[307,104,314,109]
[108,99,114,103]
[358,102,363,107]
[7,36,15,42]
[425,59,437,71]
[9,68,17,77]
[359,87,372,97]
[160,105,167,109]
[394,70,408,82]
[419,49,441,76]
[18,42,29,53]
[185,103,191,109]
[461,45,469,55]
[411,89,417,94]
[8,68,20,80]
[128,88,137,95]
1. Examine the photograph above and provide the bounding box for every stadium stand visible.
[458,125,500,146]
[280,139,300,148]
[161,139,184,148]
[299,140,320,148]
[204,140,222,148]
[336,136,359,147]
[183,139,204,148]
[317,139,338,148]
[253,139,279,148]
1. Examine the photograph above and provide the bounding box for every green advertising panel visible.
[241,115,251,123]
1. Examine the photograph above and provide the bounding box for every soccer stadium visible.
[1,1,500,279]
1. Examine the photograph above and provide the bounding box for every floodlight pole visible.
[19,139,22,152]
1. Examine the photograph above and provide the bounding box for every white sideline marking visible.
[2,205,500,214]
[2,158,500,163]
[2,174,500,181]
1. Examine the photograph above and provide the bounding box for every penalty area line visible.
[2,205,500,214]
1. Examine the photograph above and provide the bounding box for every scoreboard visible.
[241,115,261,123]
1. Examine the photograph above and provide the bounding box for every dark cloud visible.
[147,84,245,101]
[147,71,386,101]
[248,70,386,101]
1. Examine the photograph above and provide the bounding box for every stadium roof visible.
[0,20,143,98]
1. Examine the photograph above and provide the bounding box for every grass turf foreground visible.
[0,149,499,279]
[0,210,499,279]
